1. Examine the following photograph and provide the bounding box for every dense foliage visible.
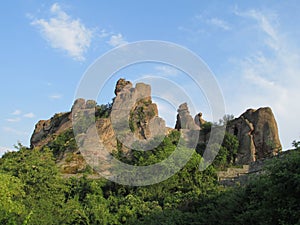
[0,134,299,224]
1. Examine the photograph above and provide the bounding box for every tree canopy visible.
[0,134,299,224]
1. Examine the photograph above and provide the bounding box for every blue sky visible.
[1,0,300,155]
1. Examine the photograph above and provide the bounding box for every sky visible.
[1,0,300,155]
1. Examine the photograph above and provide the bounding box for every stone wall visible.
[217,150,293,186]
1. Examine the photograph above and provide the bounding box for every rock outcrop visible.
[194,112,206,128]
[226,107,282,164]
[31,98,100,149]
[175,103,200,130]
[112,79,166,142]
[30,78,282,174]
[30,78,167,174]
[114,78,132,96]
[30,112,72,148]
[174,103,282,165]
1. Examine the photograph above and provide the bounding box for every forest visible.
[0,130,299,225]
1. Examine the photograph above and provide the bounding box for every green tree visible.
[0,147,67,224]
[222,132,239,164]
[0,173,25,224]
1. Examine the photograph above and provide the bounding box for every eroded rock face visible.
[226,116,256,164]
[112,79,166,141]
[30,78,167,172]
[76,118,118,175]
[30,112,72,148]
[30,78,282,175]
[227,107,282,164]
[174,103,282,165]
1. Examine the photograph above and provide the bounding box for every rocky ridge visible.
[30,78,282,175]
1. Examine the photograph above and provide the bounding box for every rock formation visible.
[174,103,281,165]
[194,112,206,128]
[114,78,132,95]
[111,79,166,143]
[226,107,282,164]
[30,78,167,174]
[30,112,72,148]
[30,79,282,174]
[175,103,200,130]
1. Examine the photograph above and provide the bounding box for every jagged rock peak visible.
[177,103,190,114]
[194,112,206,128]
[112,79,165,140]
[114,78,133,96]
[71,98,97,111]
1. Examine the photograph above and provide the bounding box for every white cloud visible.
[207,18,231,30]
[2,127,29,136]
[98,29,111,38]
[12,110,22,115]
[155,65,179,76]
[23,113,35,118]
[193,14,231,31]
[6,118,21,123]
[224,9,300,149]
[49,94,62,99]
[7,111,35,121]
[235,9,297,92]
[108,33,128,47]
[234,9,279,51]
[31,3,93,61]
